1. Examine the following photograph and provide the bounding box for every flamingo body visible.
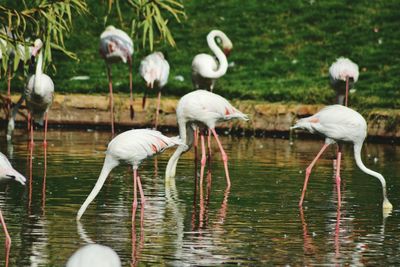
[329,57,359,105]
[292,105,392,210]
[192,30,232,91]
[165,90,248,183]
[66,244,121,267]
[77,129,182,220]
[100,26,133,64]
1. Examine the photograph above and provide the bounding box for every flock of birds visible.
[0,25,394,266]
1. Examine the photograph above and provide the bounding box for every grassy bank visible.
[3,0,400,110]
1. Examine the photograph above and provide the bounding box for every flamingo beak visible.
[223,48,231,57]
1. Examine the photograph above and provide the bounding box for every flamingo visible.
[66,244,121,267]
[165,90,249,188]
[191,30,232,91]
[76,129,183,220]
[291,104,393,211]
[139,51,170,129]
[24,39,54,146]
[99,25,134,136]
[0,152,26,267]
[329,57,359,106]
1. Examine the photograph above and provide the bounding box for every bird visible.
[165,90,249,188]
[329,57,359,106]
[99,25,134,136]
[139,51,170,129]
[24,39,54,146]
[191,30,232,91]
[0,152,26,266]
[76,129,183,220]
[291,104,392,211]
[66,244,121,267]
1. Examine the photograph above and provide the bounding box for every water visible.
[0,129,399,266]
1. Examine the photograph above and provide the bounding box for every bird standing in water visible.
[139,51,170,129]
[165,90,249,188]
[99,25,134,136]
[0,152,26,267]
[291,105,392,211]
[76,129,183,220]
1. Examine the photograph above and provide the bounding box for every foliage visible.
[0,0,88,76]
[104,0,186,51]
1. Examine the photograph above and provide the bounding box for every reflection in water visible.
[0,129,399,266]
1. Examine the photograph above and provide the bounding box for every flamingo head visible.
[31,39,43,57]
[223,47,232,57]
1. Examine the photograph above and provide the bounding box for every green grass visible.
[4,0,400,109]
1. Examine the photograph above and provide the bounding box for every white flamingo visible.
[66,244,121,267]
[191,30,232,91]
[329,57,359,106]
[139,51,170,129]
[22,39,54,146]
[291,105,392,211]
[76,129,183,220]
[0,152,26,266]
[165,90,249,187]
[99,25,134,135]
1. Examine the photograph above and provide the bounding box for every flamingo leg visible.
[299,143,330,207]
[0,209,11,267]
[29,114,34,147]
[200,131,207,189]
[154,90,162,129]
[345,76,349,107]
[136,172,146,207]
[335,146,342,207]
[207,130,212,162]
[132,168,138,209]
[27,112,31,131]
[43,112,48,147]
[210,128,231,188]
[194,128,199,162]
[142,90,147,110]
[129,58,134,119]
[107,65,115,136]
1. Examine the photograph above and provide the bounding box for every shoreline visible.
[2,93,399,143]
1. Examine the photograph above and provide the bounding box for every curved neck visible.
[205,31,228,79]
[353,143,388,200]
[77,155,118,220]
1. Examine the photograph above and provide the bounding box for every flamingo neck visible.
[35,50,43,77]
[77,155,118,220]
[353,142,391,204]
[205,31,228,79]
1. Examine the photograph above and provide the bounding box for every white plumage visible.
[66,244,121,267]
[165,90,248,185]
[192,30,232,91]
[77,129,183,220]
[139,51,170,128]
[292,105,392,211]
[329,57,359,105]
[0,152,26,185]
[99,25,135,134]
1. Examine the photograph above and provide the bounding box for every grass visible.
[3,0,400,110]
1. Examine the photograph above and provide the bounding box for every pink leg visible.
[335,148,342,207]
[43,112,48,147]
[30,115,34,147]
[200,132,207,188]
[27,112,31,131]
[0,209,11,267]
[154,91,162,129]
[129,59,134,120]
[207,130,212,162]
[210,128,231,188]
[136,172,146,207]
[299,143,330,207]
[107,66,115,136]
[132,168,138,209]
[345,76,349,107]
[194,128,199,161]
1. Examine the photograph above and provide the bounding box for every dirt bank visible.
[2,93,400,141]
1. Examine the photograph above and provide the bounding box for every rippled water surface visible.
[0,129,399,266]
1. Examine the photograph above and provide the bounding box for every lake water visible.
[0,128,399,266]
